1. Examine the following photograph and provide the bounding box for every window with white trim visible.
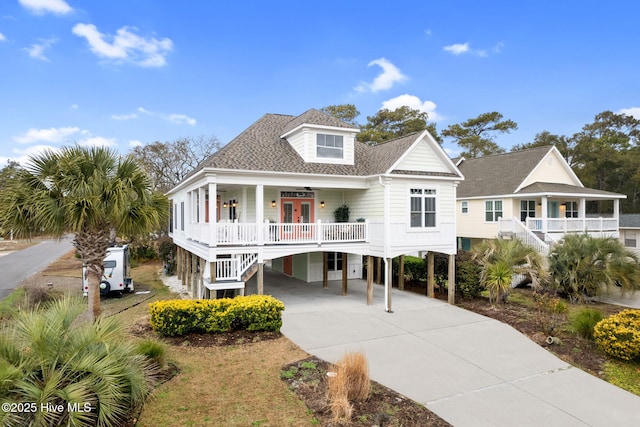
[485,200,503,222]
[461,201,468,214]
[327,252,343,271]
[565,201,578,218]
[317,134,344,159]
[520,200,536,222]
[410,188,436,228]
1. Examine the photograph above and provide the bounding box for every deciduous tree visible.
[131,135,220,192]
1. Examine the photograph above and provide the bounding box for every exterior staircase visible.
[204,253,258,297]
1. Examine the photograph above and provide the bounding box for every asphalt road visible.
[0,236,74,300]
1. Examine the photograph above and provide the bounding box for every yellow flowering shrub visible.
[593,309,640,361]
[148,295,285,337]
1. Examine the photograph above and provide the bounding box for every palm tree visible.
[0,146,169,318]
[472,238,547,306]
[549,234,640,303]
[0,296,156,427]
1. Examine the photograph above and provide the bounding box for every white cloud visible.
[0,33,6,42]
[19,0,72,15]
[169,114,196,126]
[4,144,61,166]
[77,136,117,148]
[355,57,407,93]
[381,94,444,121]
[123,107,196,125]
[13,126,80,144]
[24,38,56,61]
[129,139,143,148]
[618,107,640,119]
[72,23,173,67]
[443,41,504,57]
[112,113,138,120]
[70,103,79,110]
[443,42,470,55]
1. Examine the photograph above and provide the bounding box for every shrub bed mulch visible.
[281,357,451,427]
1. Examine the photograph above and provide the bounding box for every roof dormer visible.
[280,109,359,165]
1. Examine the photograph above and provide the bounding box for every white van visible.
[82,245,134,297]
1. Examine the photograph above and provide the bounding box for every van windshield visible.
[104,260,117,268]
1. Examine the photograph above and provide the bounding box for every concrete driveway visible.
[247,268,640,427]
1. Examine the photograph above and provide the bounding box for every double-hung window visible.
[520,200,536,222]
[317,134,344,159]
[410,188,436,228]
[565,201,578,218]
[485,200,503,222]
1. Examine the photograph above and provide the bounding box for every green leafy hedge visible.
[594,309,640,361]
[148,295,285,337]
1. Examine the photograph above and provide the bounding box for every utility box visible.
[82,245,134,297]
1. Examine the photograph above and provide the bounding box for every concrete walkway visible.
[246,269,640,427]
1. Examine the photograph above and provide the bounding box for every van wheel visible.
[99,281,110,296]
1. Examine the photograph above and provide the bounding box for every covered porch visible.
[505,184,624,243]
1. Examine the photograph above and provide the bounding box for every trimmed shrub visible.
[570,308,604,340]
[392,256,426,283]
[594,309,640,361]
[148,295,285,337]
[456,252,483,298]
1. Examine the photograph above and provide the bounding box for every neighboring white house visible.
[166,109,464,311]
[619,214,640,258]
[455,145,626,254]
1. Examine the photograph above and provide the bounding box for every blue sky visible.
[2,0,639,166]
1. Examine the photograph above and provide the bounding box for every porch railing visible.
[212,220,368,246]
[499,217,549,255]
[526,217,618,234]
[215,253,258,281]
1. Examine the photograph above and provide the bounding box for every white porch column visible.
[198,187,205,224]
[185,192,192,237]
[208,182,217,246]
[256,184,264,245]
[541,196,548,234]
[241,187,247,222]
[580,198,587,231]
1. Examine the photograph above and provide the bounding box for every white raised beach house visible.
[166,109,464,311]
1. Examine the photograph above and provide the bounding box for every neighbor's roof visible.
[185,109,460,179]
[620,214,640,228]
[517,182,624,198]
[456,146,554,198]
[456,146,626,199]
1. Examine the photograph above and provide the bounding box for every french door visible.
[280,198,314,240]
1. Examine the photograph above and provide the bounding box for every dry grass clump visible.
[327,351,371,423]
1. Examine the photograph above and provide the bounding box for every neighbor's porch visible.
[501,194,621,244]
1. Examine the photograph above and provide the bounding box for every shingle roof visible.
[280,108,358,136]
[456,146,552,198]
[517,182,623,198]
[185,110,459,179]
[456,146,626,199]
[620,214,640,228]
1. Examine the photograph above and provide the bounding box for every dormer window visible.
[317,134,344,159]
